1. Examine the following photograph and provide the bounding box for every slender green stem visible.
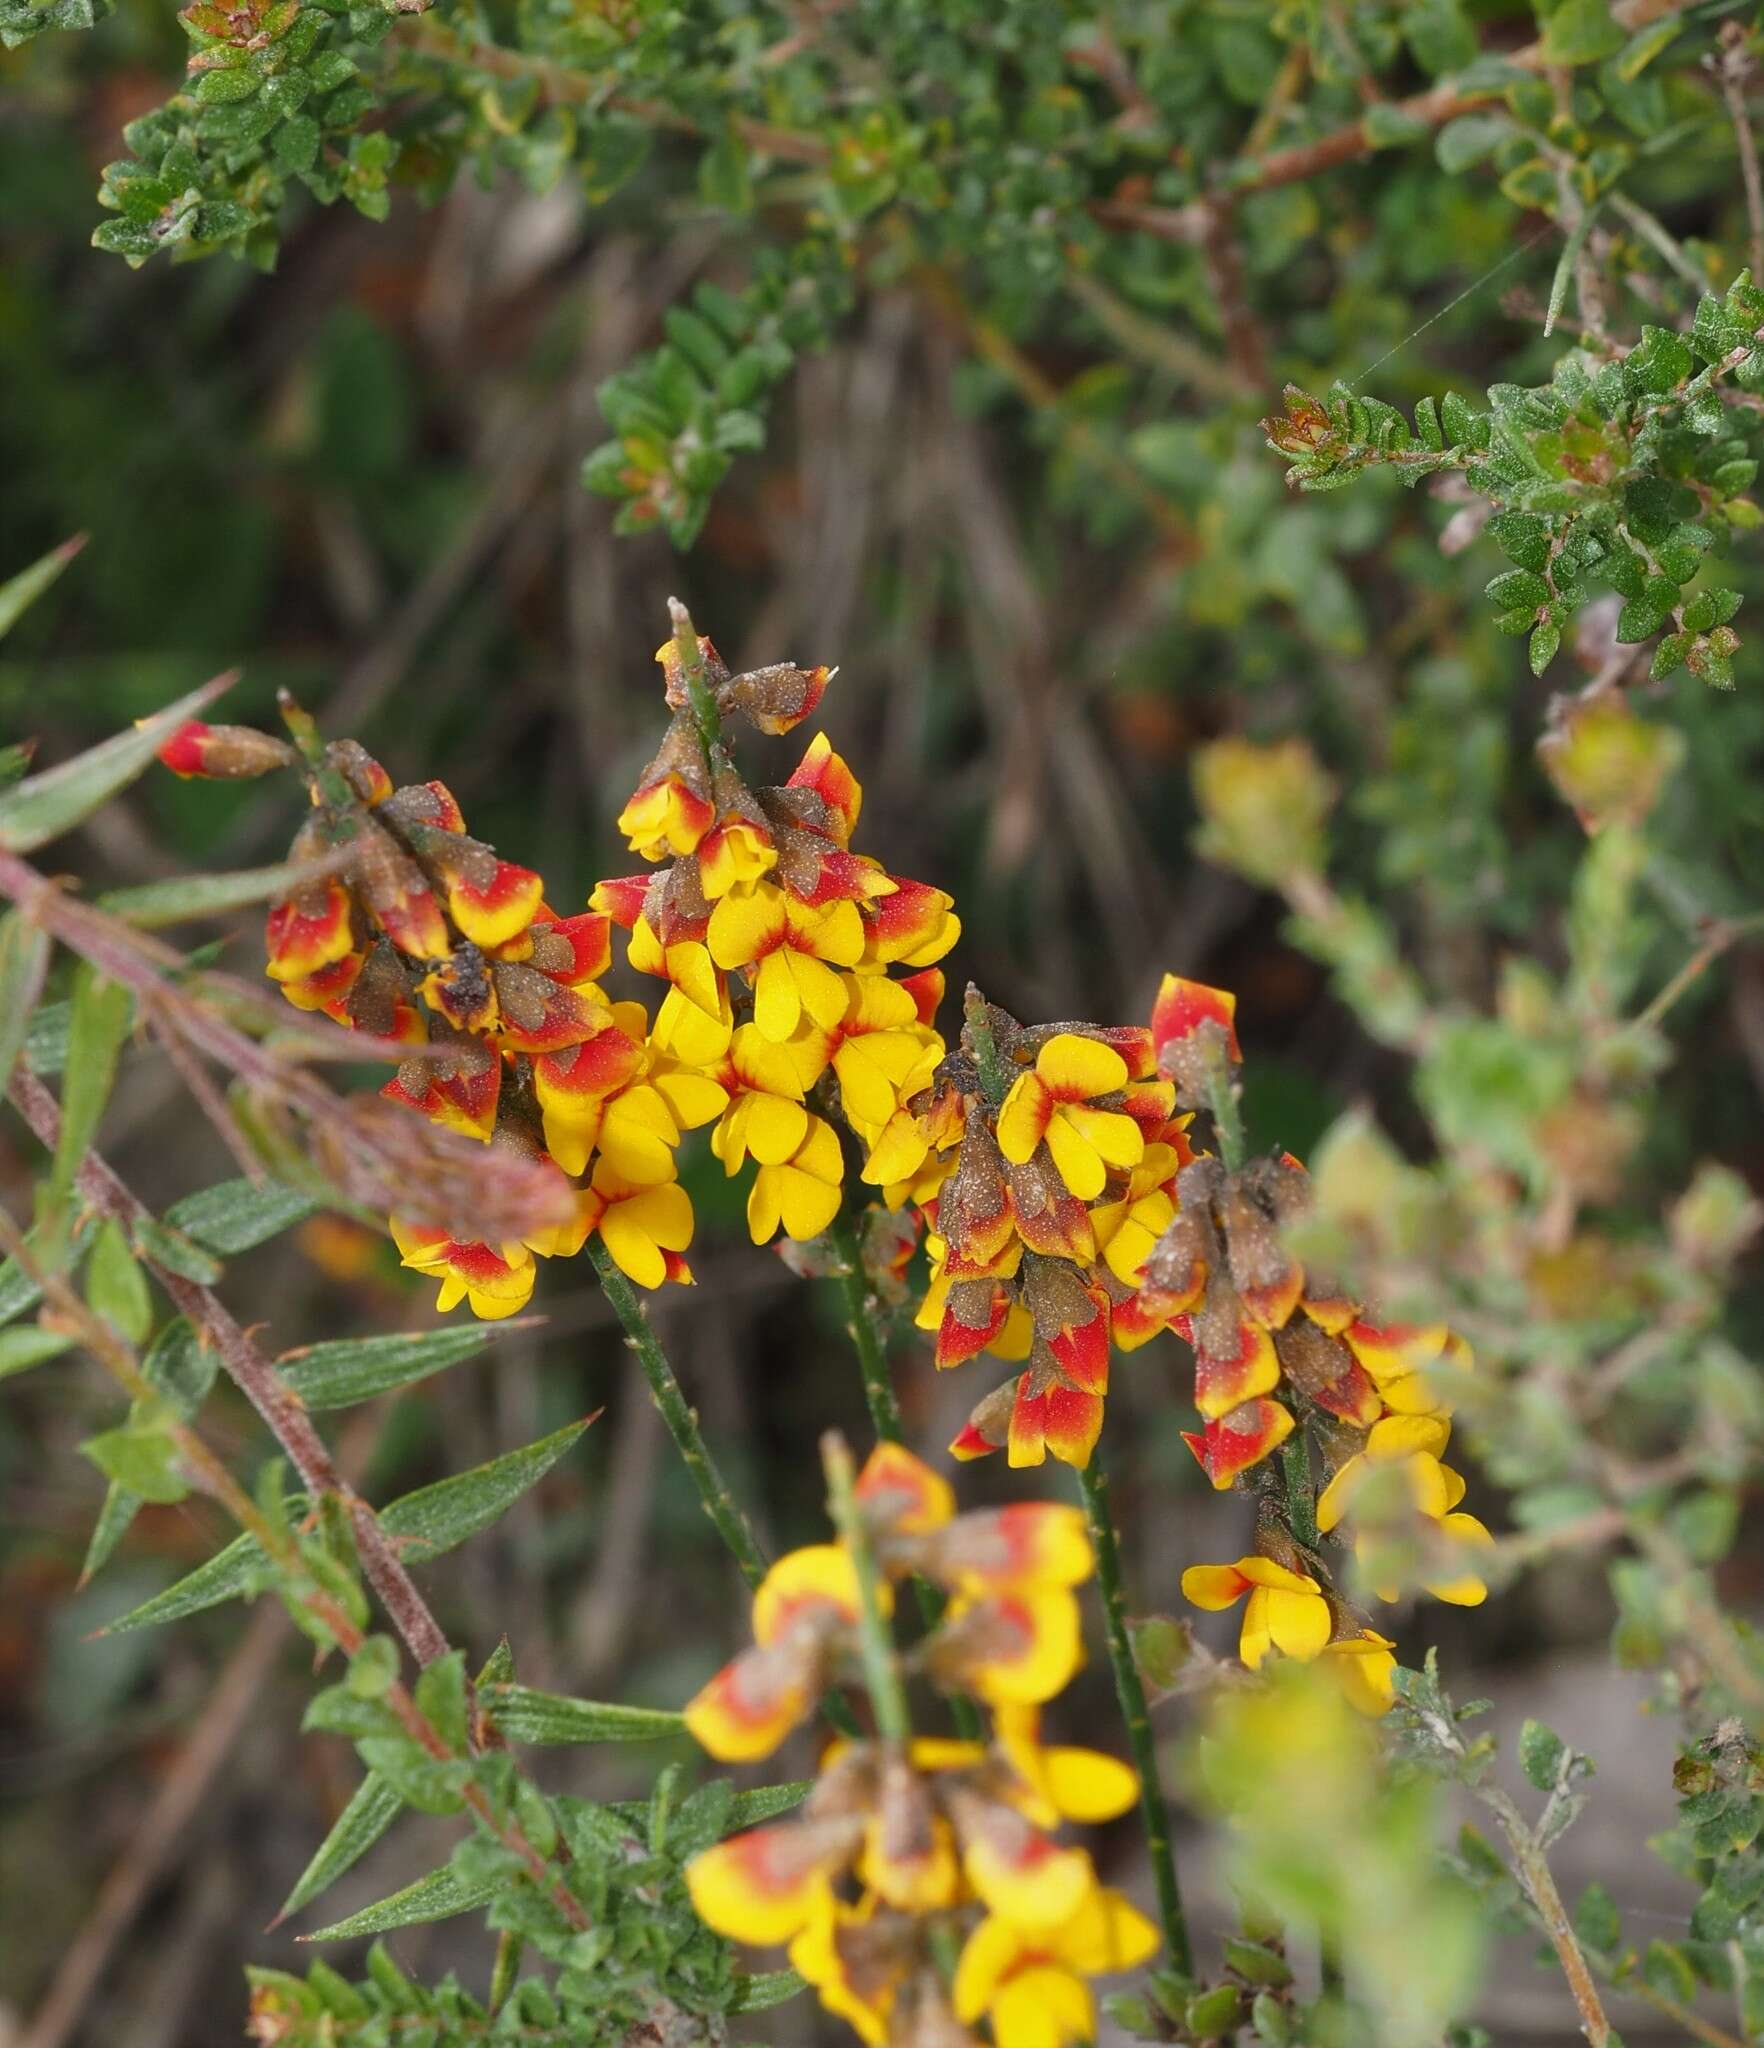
[961,984,1013,1104]
[1198,1032,1245,1174]
[586,1237,768,1591]
[587,1240,864,1737]
[823,1432,914,1743]
[488,1931,523,2017]
[823,1205,984,1741]
[826,1207,907,1445]
[1074,1453,1192,1976]
[1282,1436,1319,1550]
[667,597,723,755]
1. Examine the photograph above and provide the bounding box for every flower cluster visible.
[684,1444,1157,2046]
[848,985,1203,1470]
[157,624,955,1319]
[1145,985,1492,1700]
[592,634,959,1249]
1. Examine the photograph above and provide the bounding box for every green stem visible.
[1074,1453,1192,1976]
[1198,1032,1245,1174]
[586,1236,768,1591]
[587,1239,863,1737]
[667,597,723,756]
[823,1204,984,1742]
[961,984,1013,1104]
[823,1432,913,1743]
[826,1206,907,1446]
[1282,1436,1319,1551]
[488,1931,523,2017]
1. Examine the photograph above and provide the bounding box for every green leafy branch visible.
[1264,270,1764,684]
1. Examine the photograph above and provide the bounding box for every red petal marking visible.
[494,978,605,1055]
[1150,977,1240,1061]
[898,967,945,1027]
[1312,1359,1382,1427]
[1193,1320,1279,1420]
[266,882,353,980]
[1184,1398,1293,1488]
[590,875,651,929]
[1007,1377,1048,1464]
[866,878,953,957]
[534,1023,645,1100]
[1041,1387,1104,1467]
[937,1290,1010,1368]
[1046,1294,1110,1395]
[1090,1024,1157,1079]
[949,1420,1000,1461]
[375,887,451,960]
[531,912,614,985]
[1240,1265,1306,1332]
[1300,1291,1359,1335]
[155,720,212,777]
[420,780,466,830]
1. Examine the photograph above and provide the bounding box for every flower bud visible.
[154,719,295,779]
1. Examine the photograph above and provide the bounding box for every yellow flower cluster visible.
[231,631,957,1319]
[842,988,1201,1471]
[594,640,959,1250]
[683,1445,1157,2047]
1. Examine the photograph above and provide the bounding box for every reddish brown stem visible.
[9,1064,451,1669]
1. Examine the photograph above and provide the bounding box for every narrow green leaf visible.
[605,1780,810,1832]
[302,1861,495,1943]
[107,1420,590,1635]
[278,1773,406,1923]
[478,1683,684,1746]
[1518,1718,1568,1791]
[0,1326,73,1381]
[0,535,85,642]
[50,964,134,1218]
[81,1420,190,1503]
[84,1319,220,1581]
[0,743,35,792]
[127,1213,224,1286]
[164,1177,316,1255]
[0,910,50,1098]
[279,1326,493,1410]
[85,1217,153,1343]
[729,1969,807,2013]
[0,1221,87,1326]
[0,671,235,854]
[24,998,70,1076]
[99,854,342,931]
[103,1528,280,1631]
[378,1418,592,1559]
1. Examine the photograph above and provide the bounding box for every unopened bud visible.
[153,719,295,780]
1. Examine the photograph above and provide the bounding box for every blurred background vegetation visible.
[4,1,1764,2041]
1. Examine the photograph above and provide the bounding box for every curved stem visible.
[825,1207,907,1446]
[667,597,723,757]
[823,1432,913,1743]
[1074,1454,1192,1976]
[823,1204,984,1742]
[585,1237,768,1592]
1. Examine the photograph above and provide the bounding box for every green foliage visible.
[1265,271,1764,684]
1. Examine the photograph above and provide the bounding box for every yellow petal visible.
[1238,1585,1273,1669]
[743,1091,811,1166]
[991,1966,1094,2048]
[1263,1585,1332,1661]
[962,1834,1095,1932]
[1039,1746,1140,1823]
[1051,1886,1162,1974]
[1315,1454,1364,1535]
[1060,1104,1145,1171]
[753,1543,864,1646]
[1180,1563,1250,1612]
[1043,1112,1107,1202]
[752,949,802,1041]
[685,1834,832,1945]
[707,886,786,970]
[995,1073,1051,1165]
[953,1914,1028,2023]
[1035,1032,1128,1100]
